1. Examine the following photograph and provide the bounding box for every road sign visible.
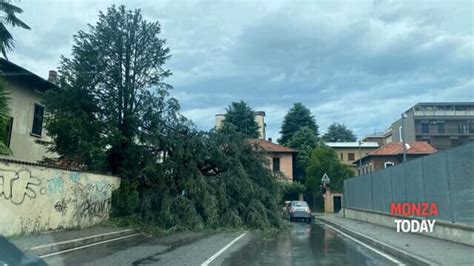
[321,173,330,184]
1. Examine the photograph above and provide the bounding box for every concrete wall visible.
[343,208,474,247]
[0,81,55,163]
[0,160,120,237]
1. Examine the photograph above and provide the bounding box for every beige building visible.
[325,142,379,175]
[248,138,296,181]
[215,111,266,139]
[0,59,56,163]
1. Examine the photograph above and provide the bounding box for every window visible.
[272,157,280,172]
[421,123,429,134]
[469,121,474,134]
[458,124,468,134]
[340,153,343,161]
[348,153,355,161]
[5,117,13,147]
[384,161,395,168]
[437,122,445,134]
[31,104,44,136]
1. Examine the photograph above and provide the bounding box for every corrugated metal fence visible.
[343,143,474,224]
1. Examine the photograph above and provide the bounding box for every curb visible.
[25,229,137,256]
[316,217,437,266]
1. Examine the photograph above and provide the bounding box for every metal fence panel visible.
[447,144,474,224]
[362,174,373,210]
[404,158,425,204]
[422,152,452,221]
[390,164,406,203]
[371,171,384,212]
[379,170,393,213]
[343,143,474,225]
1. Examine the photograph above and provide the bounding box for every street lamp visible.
[358,140,362,174]
[401,113,408,163]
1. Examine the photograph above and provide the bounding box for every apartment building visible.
[390,102,474,150]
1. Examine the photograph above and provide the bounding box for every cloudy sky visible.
[9,0,474,140]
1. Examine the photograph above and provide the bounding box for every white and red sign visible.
[390,202,438,233]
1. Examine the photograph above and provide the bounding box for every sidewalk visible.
[10,226,136,256]
[317,214,474,265]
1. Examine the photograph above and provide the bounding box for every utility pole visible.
[401,113,407,163]
[358,140,362,175]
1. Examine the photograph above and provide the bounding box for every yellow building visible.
[325,142,379,175]
[0,59,57,163]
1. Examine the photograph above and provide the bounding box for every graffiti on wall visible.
[79,197,112,219]
[0,164,119,236]
[0,168,45,205]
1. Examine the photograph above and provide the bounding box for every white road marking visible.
[201,232,246,266]
[30,229,134,250]
[39,233,141,258]
[324,224,404,265]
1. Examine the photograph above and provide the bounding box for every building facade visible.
[248,139,295,181]
[325,142,379,175]
[353,141,437,175]
[0,59,56,163]
[215,111,266,140]
[390,102,474,150]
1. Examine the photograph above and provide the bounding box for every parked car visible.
[287,200,311,223]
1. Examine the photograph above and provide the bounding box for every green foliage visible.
[111,180,140,217]
[278,103,318,146]
[43,5,173,175]
[322,123,357,142]
[305,145,354,193]
[0,0,30,58]
[287,126,320,180]
[134,126,284,230]
[222,101,260,138]
[281,181,306,201]
[45,5,284,232]
[0,78,10,154]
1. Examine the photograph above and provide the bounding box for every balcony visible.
[414,110,474,117]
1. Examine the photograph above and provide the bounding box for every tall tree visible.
[222,101,259,138]
[278,103,318,146]
[43,5,172,176]
[287,126,319,181]
[0,0,30,58]
[322,123,357,142]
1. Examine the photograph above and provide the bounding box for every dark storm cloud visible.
[8,0,474,139]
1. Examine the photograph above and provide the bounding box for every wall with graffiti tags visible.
[0,160,120,237]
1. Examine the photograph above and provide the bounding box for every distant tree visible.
[0,0,30,58]
[278,103,318,146]
[287,126,319,181]
[222,101,259,138]
[322,123,357,142]
[0,78,10,154]
[305,145,354,208]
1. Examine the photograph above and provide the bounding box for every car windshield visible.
[1,2,470,266]
[292,201,308,207]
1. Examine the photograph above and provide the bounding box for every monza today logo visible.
[390,202,438,233]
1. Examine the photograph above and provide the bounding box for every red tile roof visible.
[248,139,296,153]
[369,141,437,156]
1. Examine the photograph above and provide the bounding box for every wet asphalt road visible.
[42,220,398,266]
